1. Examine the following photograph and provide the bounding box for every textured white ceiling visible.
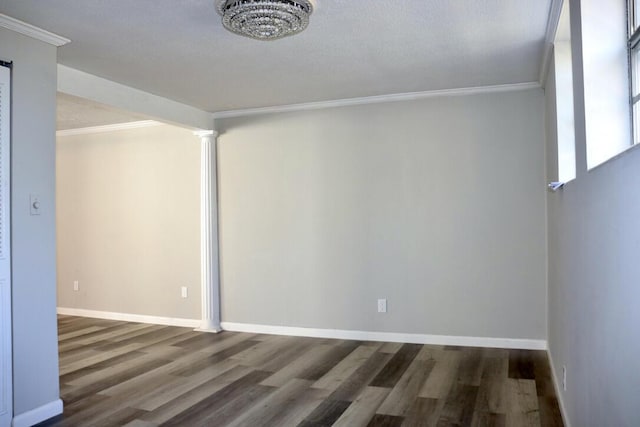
[2,0,552,113]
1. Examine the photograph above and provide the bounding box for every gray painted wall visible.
[547,146,640,427]
[544,1,640,425]
[56,124,201,320]
[217,89,547,340]
[0,28,60,416]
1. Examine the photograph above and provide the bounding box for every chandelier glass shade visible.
[216,0,314,41]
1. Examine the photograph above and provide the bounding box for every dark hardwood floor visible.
[42,315,564,426]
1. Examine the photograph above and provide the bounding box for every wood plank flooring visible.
[40,316,564,427]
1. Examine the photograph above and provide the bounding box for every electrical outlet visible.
[377,299,387,313]
[562,365,567,391]
[181,286,188,299]
[73,280,79,291]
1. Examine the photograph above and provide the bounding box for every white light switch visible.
[181,286,188,298]
[377,299,387,313]
[30,194,41,216]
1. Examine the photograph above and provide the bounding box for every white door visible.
[0,62,12,427]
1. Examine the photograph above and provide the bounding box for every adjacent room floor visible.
[42,316,564,426]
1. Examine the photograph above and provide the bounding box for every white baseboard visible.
[12,398,63,427]
[57,307,200,328]
[220,322,547,350]
[548,347,572,427]
[55,308,546,350]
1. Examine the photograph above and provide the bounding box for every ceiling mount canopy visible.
[216,0,314,41]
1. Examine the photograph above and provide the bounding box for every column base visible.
[194,327,223,334]
[195,318,222,333]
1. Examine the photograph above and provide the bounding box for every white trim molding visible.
[0,63,12,427]
[539,43,555,87]
[0,14,70,47]
[221,322,548,350]
[56,308,200,328]
[212,82,541,120]
[539,0,564,85]
[56,120,162,137]
[543,0,564,49]
[548,348,572,427]
[11,398,63,427]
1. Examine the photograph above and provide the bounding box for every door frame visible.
[0,60,13,427]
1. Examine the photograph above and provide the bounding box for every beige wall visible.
[217,89,547,340]
[56,124,201,320]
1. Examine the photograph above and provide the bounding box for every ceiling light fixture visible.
[216,0,314,41]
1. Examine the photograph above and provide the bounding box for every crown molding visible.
[0,14,70,47]
[539,0,564,85]
[56,120,162,137]
[212,82,541,120]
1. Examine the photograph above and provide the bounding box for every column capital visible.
[194,129,219,140]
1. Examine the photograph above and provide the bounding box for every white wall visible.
[217,89,547,341]
[56,124,201,320]
[0,27,61,419]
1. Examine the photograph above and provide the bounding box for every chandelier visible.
[216,0,314,41]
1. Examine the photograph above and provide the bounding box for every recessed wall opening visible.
[582,0,631,169]
[553,0,576,183]
[55,93,202,324]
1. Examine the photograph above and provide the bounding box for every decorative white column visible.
[194,130,222,332]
